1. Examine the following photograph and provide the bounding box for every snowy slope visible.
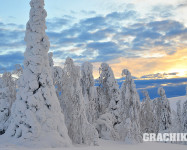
[169,96,187,111]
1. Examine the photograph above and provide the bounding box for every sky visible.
[0,0,187,79]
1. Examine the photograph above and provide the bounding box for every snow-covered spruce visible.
[4,0,71,147]
[182,99,187,144]
[140,90,156,133]
[81,62,98,124]
[58,57,99,145]
[152,97,161,134]
[96,63,121,140]
[157,87,171,133]
[0,72,16,135]
[97,63,121,118]
[171,100,183,144]
[120,69,142,144]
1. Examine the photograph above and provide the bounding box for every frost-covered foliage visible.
[182,99,187,133]
[176,101,182,132]
[152,88,171,134]
[13,64,23,78]
[152,97,161,134]
[96,63,122,140]
[0,72,16,134]
[59,57,99,145]
[120,69,142,144]
[97,63,121,122]
[171,100,182,140]
[140,90,156,133]
[95,113,119,140]
[4,0,71,147]
[157,87,171,132]
[81,62,98,124]
[179,96,187,145]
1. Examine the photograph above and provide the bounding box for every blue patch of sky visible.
[95,77,187,100]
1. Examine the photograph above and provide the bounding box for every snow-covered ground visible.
[0,96,186,150]
[0,139,187,150]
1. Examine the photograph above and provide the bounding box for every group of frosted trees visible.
[0,0,187,148]
[50,56,143,144]
[140,86,187,145]
[140,87,172,134]
[171,96,187,144]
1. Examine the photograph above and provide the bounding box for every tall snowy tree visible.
[59,57,99,145]
[0,72,16,134]
[140,90,156,133]
[182,99,187,145]
[176,101,182,132]
[97,63,121,118]
[152,97,161,134]
[81,62,98,124]
[182,99,187,132]
[4,0,71,147]
[96,63,122,140]
[157,87,171,132]
[120,69,142,143]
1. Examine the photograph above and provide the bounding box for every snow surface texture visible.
[55,57,99,145]
[2,0,71,148]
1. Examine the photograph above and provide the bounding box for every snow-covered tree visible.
[59,57,99,145]
[5,0,71,147]
[120,69,142,143]
[182,99,187,132]
[140,90,156,133]
[151,97,161,134]
[181,99,187,145]
[0,72,16,134]
[81,62,98,124]
[98,63,121,121]
[96,63,122,140]
[157,87,171,132]
[176,101,182,132]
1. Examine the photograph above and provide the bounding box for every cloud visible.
[45,10,187,64]
[0,23,25,51]
[46,17,72,31]
[0,3,187,79]
[107,48,187,78]
[148,4,175,19]
[0,51,24,72]
[141,72,179,79]
[106,10,137,20]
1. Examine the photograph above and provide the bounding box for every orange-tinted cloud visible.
[93,47,187,78]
